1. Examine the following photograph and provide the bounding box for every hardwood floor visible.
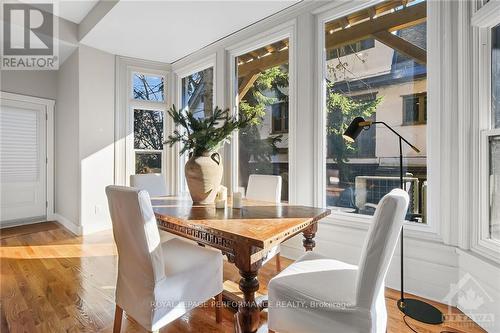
[0,222,486,333]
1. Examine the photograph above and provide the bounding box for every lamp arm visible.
[365,121,421,153]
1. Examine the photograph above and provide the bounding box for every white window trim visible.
[226,20,297,202]
[172,54,217,195]
[471,1,500,262]
[114,56,170,187]
[314,0,440,237]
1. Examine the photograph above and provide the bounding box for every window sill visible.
[401,122,427,126]
[321,210,442,242]
[471,239,500,265]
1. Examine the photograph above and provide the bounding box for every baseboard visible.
[53,213,82,235]
[80,223,112,235]
[0,216,47,229]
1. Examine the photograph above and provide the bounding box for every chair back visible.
[106,186,165,289]
[130,174,167,197]
[355,189,409,309]
[246,174,282,203]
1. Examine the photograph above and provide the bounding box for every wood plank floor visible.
[0,222,486,333]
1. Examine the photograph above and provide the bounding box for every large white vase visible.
[185,151,223,204]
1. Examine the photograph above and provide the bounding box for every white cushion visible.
[268,252,364,333]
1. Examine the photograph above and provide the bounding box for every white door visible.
[0,97,47,225]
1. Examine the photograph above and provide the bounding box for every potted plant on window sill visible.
[165,106,257,204]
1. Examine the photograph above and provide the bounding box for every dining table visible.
[152,196,331,333]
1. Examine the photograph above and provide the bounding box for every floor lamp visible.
[343,117,443,325]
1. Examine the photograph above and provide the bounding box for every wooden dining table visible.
[152,197,331,333]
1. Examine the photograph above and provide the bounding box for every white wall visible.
[78,45,115,234]
[54,45,115,235]
[1,70,58,100]
[55,50,81,232]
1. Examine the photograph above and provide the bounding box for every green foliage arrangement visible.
[165,105,257,157]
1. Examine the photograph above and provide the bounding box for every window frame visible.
[271,101,289,134]
[173,54,217,195]
[402,92,427,126]
[315,0,438,235]
[472,0,500,262]
[227,21,296,201]
[126,67,168,180]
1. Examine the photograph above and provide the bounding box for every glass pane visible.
[492,24,500,128]
[324,1,427,222]
[136,152,162,174]
[237,39,289,201]
[134,109,164,150]
[181,67,214,118]
[133,74,164,101]
[490,136,500,241]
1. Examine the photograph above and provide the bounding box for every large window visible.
[493,24,500,129]
[324,1,427,221]
[181,67,214,118]
[176,65,215,193]
[134,109,164,174]
[236,39,289,201]
[489,24,500,241]
[130,72,166,175]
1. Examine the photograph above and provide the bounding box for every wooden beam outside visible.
[238,71,260,100]
[236,3,425,78]
[325,1,426,50]
[238,49,289,77]
[372,31,426,64]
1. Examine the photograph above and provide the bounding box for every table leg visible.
[235,270,260,333]
[303,223,318,251]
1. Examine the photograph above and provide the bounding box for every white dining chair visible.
[105,186,223,333]
[130,174,168,197]
[268,189,409,333]
[246,174,282,271]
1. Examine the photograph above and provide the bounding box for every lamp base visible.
[397,298,444,324]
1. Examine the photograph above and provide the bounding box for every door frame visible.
[0,91,55,226]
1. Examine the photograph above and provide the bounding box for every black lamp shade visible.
[343,117,366,142]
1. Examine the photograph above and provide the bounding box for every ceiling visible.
[80,0,298,63]
[18,0,98,24]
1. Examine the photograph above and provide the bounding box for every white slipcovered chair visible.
[246,174,282,271]
[130,174,168,197]
[268,189,409,333]
[105,186,223,332]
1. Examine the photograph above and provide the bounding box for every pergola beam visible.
[325,1,426,50]
[238,50,288,78]
[372,31,426,64]
[237,2,427,80]
[238,71,260,99]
